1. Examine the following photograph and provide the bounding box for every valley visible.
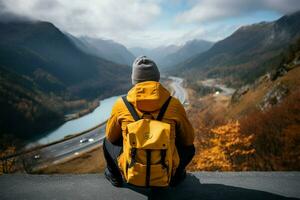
[1,10,300,174]
[2,2,300,200]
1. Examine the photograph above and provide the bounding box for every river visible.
[35,95,121,144]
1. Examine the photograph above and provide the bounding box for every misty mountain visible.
[130,40,213,69]
[129,45,180,67]
[174,11,300,87]
[161,39,213,69]
[68,35,135,66]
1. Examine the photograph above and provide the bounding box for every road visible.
[0,172,299,200]
[26,77,187,168]
[30,125,106,167]
[168,76,188,104]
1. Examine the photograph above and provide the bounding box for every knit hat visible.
[131,56,160,85]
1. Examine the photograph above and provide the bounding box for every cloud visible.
[176,0,300,24]
[0,0,161,46]
[128,29,189,47]
[1,0,298,48]
[265,0,300,13]
[0,1,32,22]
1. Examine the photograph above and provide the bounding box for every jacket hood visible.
[126,81,170,112]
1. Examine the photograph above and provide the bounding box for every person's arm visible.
[105,98,123,144]
[174,99,195,146]
[172,98,195,177]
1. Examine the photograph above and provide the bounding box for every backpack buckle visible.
[141,112,154,119]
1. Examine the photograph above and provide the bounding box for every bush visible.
[240,89,300,170]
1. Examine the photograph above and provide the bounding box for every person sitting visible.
[103,56,195,187]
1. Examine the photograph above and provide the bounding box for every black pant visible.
[102,138,195,180]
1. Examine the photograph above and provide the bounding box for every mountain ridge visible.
[174,11,300,87]
[67,34,135,66]
[129,39,213,69]
[162,39,213,70]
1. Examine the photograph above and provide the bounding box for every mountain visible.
[161,39,213,69]
[130,40,213,70]
[129,45,180,68]
[0,18,131,139]
[175,11,300,87]
[68,35,135,66]
[0,20,131,99]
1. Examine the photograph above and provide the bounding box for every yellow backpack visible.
[118,96,179,187]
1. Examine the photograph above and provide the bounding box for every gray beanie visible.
[131,56,160,85]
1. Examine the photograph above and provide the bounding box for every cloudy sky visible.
[1,0,300,48]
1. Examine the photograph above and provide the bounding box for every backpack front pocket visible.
[127,162,168,187]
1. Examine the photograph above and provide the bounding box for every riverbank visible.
[64,100,100,121]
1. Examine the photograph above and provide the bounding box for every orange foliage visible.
[187,90,300,171]
[240,89,300,170]
[189,121,256,171]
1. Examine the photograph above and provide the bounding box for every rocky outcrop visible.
[231,73,273,104]
[259,82,289,111]
[271,52,300,81]
[231,85,250,103]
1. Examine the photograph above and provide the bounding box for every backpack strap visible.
[160,149,169,172]
[156,96,172,121]
[128,148,137,168]
[122,96,140,121]
[145,149,152,187]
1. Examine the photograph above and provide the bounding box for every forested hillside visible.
[0,18,131,140]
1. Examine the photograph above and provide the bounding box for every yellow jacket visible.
[106,81,194,146]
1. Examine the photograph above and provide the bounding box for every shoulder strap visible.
[122,96,140,121]
[156,96,172,121]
